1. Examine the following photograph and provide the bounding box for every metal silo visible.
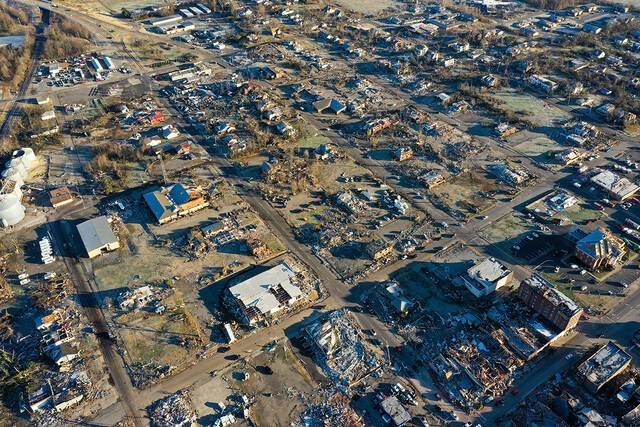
[0,193,25,227]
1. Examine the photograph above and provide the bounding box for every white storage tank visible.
[2,178,23,200]
[3,160,27,178]
[0,193,25,227]
[11,147,36,169]
[1,170,23,187]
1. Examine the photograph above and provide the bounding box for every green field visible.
[491,90,573,127]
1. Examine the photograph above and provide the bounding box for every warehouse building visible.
[149,14,182,27]
[227,263,303,326]
[76,216,120,258]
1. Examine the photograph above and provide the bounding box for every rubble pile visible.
[297,391,364,427]
[306,310,381,385]
[147,390,196,427]
[130,361,174,388]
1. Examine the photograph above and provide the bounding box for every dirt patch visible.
[225,343,317,427]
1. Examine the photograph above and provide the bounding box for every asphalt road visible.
[0,8,48,143]
[47,218,145,426]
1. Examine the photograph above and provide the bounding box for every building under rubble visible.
[577,342,632,393]
[305,310,380,386]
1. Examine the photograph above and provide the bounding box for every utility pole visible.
[157,153,168,185]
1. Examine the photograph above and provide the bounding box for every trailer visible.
[101,56,114,70]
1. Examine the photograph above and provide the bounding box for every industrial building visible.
[517,273,583,332]
[227,263,303,326]
[577,342,632,393]
[89,58,103,72]
[76,216,120,258]
[101,56,114,70]
[143,184,209,225]
[463,258,513,297]
[149,14,183,27]
[158,21,195,35]
[0,148,36,227]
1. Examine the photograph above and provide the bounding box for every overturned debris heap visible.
[305,309,380,385]
[147,390,197,427]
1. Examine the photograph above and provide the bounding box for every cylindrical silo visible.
[2,179,23,200]
[1,170,24,187]
[0,193,25,227]
[12,148,36,169]
[4,161,27,178]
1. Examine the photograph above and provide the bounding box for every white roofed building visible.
[227,263,304,326]
[463,258,513,297]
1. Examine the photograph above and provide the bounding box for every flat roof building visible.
[76,216,120,258]
[517,273,582,332]
[464,258,513,297]
[577,342,631,393]
[227,263,303,326]
[591,170,639,201]
[380,396,411,426]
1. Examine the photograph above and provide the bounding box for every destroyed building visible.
[380,396,411,427]
[147,390,197,427]
[305,310,380,385]
[577,342,632,393]
[365,239,394,261]
[590,170,639,201]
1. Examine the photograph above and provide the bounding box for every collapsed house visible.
[305,310,380,385]
[147,390,197,427]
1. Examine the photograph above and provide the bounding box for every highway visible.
[0,7,48,143]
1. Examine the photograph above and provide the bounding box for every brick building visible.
[517,273,583,332]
